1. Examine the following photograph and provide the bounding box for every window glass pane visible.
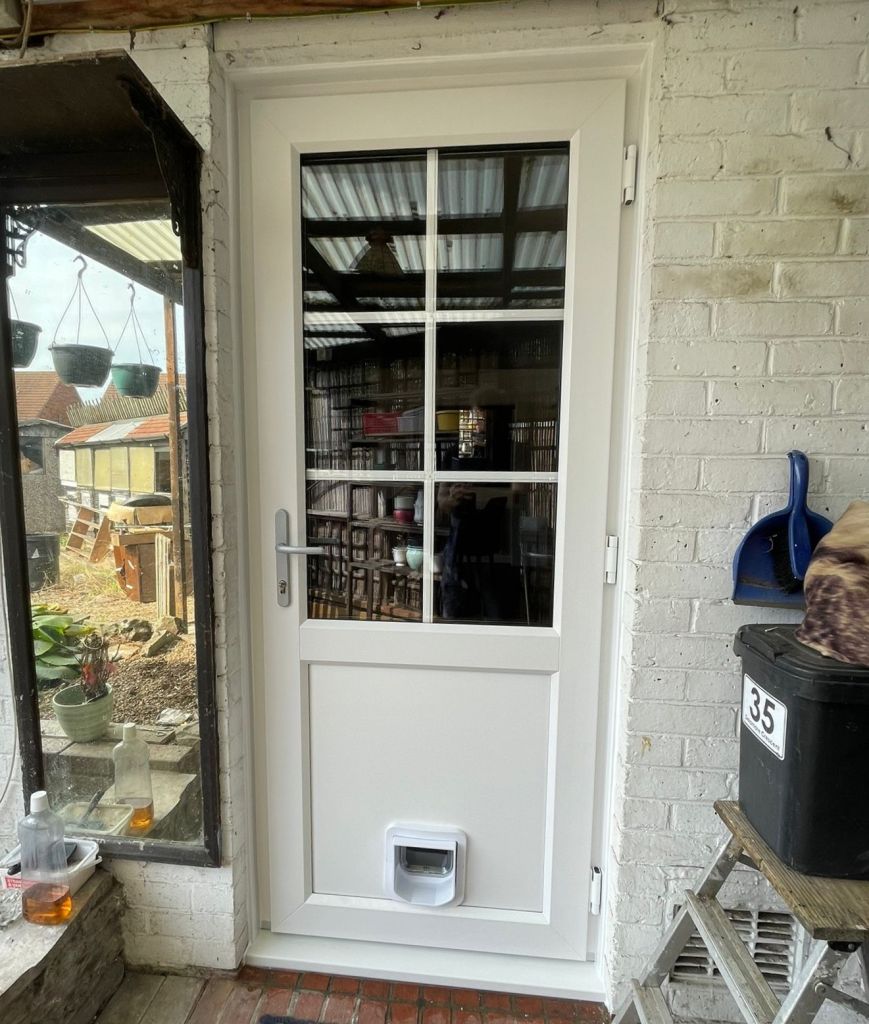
[433,482,556,626]
[307,480,424,622]
[437,146,569,309]
[435,322,561,473]
[302,154,427,313]
[7,199,206,847]
[305,319,425,471]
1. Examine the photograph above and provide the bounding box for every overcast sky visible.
[9,230,185,394]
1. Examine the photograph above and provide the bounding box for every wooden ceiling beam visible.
[3,0,502,38]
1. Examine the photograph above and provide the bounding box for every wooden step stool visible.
[613,800,869,1024]
[65,503,111,562]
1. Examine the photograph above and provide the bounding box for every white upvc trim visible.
[246,929,605,1001]
[234,39,642,983]
[305,469,425,482]
[434,471,559,484]
[304,470,559,483]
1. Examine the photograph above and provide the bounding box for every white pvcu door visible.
[242,73,625,967]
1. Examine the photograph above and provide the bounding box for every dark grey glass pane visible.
[435,322,561,473]
[307,481,424,622]
[302,155,427,312]
[433,483,556,626]
[437,146,569,309]
[304,321,425,471]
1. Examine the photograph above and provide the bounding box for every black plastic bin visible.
[734,624,869,879]
[26,533,60,592]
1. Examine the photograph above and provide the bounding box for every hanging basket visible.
[110,362,162,399]
[50,343,113,388]
[11,320,41,368]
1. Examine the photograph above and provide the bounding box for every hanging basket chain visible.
[51,255,111,349]
[113,283,159,365]
[7,285,20,320]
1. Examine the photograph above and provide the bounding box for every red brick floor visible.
[96,969,609,1024]
[230,970,609,1024]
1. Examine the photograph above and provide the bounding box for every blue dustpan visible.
[732,451,832,608]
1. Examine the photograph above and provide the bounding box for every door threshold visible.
[245,930,605,1001]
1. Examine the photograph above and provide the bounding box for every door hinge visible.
[621,144,637,206]
[604,535,619,585]
[590,866,602,915]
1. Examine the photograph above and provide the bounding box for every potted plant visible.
[52,632,115,743]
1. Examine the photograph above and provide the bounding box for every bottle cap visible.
[123,723,137,741]
[30,790,49,814]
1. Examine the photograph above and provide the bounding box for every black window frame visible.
[0,61,221,867]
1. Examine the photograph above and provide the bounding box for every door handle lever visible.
[275,509,341,607]
[276,543,330,556]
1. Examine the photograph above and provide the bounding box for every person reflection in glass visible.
[437,482,528,623]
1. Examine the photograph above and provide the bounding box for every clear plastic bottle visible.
[19,790,72,925]
[113,723,154,833]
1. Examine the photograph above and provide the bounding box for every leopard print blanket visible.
[796,500,869,666]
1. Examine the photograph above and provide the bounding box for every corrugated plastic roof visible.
[86,218,182,264]
[56,412,187,447]
[302,149,569,281]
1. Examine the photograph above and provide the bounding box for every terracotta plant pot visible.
[110,363,162,398]
[52,684,113,742]
[50,344,113,388]
[11,320,41,368]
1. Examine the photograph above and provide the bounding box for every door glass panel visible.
[435,322,561,473]
[307,480,424,622]
[301,145,569,627]
[304,319,425,471]
[437,146,569,309]
[302,154,427,313]
[433,482,556,626]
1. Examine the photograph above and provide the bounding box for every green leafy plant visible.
[31,604,94,687]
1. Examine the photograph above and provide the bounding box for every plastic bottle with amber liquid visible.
[18,790,72,925]
[113,723,154,833]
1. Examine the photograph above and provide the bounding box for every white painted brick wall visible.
[608,0,869,1017]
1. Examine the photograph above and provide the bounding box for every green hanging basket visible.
[111,363,162,399]
[50,343,113,388]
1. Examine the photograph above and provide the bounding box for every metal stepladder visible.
[613,801,869,1024]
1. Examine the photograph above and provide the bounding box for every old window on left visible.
[0,56,219,866]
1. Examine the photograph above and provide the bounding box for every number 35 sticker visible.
[742,675,787,760]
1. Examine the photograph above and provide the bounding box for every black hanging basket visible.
[11,320,41,368]
[50,343,113,388]
[111,362,162,398]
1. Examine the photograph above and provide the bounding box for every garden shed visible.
[56,408,188,512]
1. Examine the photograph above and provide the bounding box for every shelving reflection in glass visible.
[436,321,561,473]
[306,481,426,622]
[304,321,425,472]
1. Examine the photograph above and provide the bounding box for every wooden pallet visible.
[65,504,111,563]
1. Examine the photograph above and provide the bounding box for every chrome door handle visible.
[276,543,330,556]
[275,508,339,607]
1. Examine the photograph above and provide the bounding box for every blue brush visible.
[732,451,832,608]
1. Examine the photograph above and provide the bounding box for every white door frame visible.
[228,45,648,997]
